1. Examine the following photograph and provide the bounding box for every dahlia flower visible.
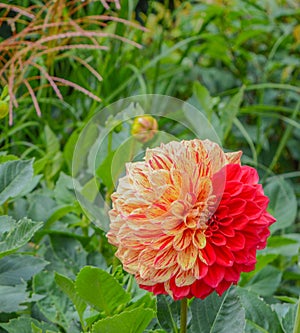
[107,139,275,300]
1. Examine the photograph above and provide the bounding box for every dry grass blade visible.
[23,79,42,118]
[0,3,35,19]
[51,77,101,102]
[71,56,103,82]
[0,0,143,123]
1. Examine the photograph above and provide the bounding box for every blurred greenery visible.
[0,0,299,332]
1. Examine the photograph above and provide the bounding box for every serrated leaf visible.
[33,271,76,330]
[55,272,87,323]
[191,289,245,333]
[264,178,297,232]
[0,216,43,258]
[54,172,76,205]
[0,159,33,204]
[237,287,283,333]
[0,254,48,285]
[75,266,130,315]
[0,317,58,333]
[0,283,28,312]
[91,308,155,333]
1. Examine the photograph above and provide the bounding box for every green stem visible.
[293,296,300,333]
[180,298,188,333]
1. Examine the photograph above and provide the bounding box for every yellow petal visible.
[175,269,196,287]
[176,245,197,271]
[173,229,192,251]
[192,230,206,249]
[154,246,177,269]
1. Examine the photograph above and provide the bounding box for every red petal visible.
[227,198,247,216]
[169,278,191,300]
[215,280,232,296]
[214,246,234,267]
[203,264,225,287]
[240,166,259,184]
[226,164,242,181]
[224,265,241,282]
[226,232,245,251]
[210,233,227,246]
[192,258,208,279]
[191,280,213,299]
[225,181,243,196]
[201,242,216,265]
[244,201,264,219]
[231,215,249,230]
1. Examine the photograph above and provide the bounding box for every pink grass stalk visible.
[71,56,103,82]
[0,3,35,19]
[23,79,42,118]
[29,62,63,100]
[36,31,143,49]
[51,76,101,102]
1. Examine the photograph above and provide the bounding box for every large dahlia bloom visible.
[107,139,275,300]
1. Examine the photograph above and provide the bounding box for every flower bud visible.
[131,115,158,143]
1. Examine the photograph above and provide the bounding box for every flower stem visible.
[293,296,300,333]
[180,298,188,333]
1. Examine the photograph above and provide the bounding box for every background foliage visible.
[0,0,299,332]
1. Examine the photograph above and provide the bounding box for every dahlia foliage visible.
[108,139,275,300]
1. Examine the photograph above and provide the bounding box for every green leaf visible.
[91,308,155,333]
[0,254,48,285]
[33,271,77,330]
[221,86,245,141]
[0,159,33,204]
[193,81,213,117]
[156,295,180,332]
[240,254,278,285]
[96,151,115,190]
[55,272,87,324]
[110,137,143,188]
[272,303,297,333]
[63,128,80,173]
[0,283,28,313]
[0,317,58,333]
[54,172,76,205]
[75,266,131,315]
[44,125,60,156]
[243,265,282,296]
[31,323,42,333]
[265,235,300,256]
[264,179,297,232]
[0,216,43,258]
[47,234,87,276]
[0,154,18,163]
[191,289,245,333]
[237,287,283,333]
